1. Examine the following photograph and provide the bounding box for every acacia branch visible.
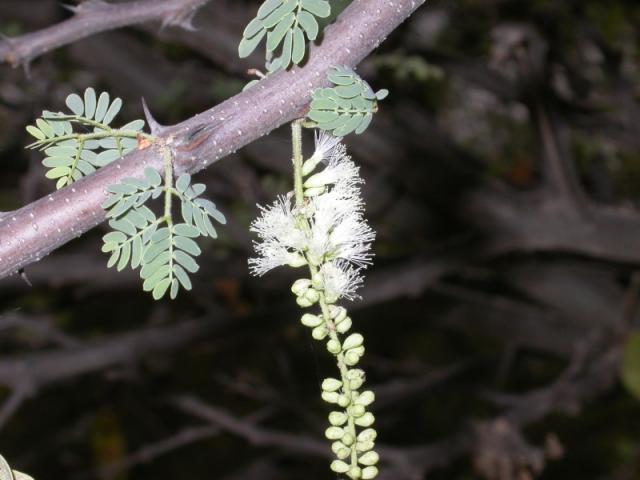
[0,0,211,67]
[0,0,426,280]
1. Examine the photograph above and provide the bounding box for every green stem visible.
[292,119,305,207]
[162,146,175,283]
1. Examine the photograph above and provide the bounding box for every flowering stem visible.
[290,122,360,476]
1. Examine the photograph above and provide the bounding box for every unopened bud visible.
[342,333,364,350]
[327,338,342,354]
[330,460,349,474]
[325,426,345,440]
[301,313,323,327]
[359,451,379,466]
[322,391,339,403]
[361,466,379,479]
[291,278,311,296]
[312,325,329,340]
[304,186,326,197]
[356,391,375,407]
[329,411,348,426]
[354,412,375,427]
[322,378,342,392]
[336,317,352,333]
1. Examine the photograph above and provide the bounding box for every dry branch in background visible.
[0,0,211,67]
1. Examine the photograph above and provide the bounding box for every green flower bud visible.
[312,325,329,340]
[301,313,323,328]
[358,451,379,466]
[291,278,311,296]
[332,441,351,459]
[330,306,348,322]
[304,186,326,197]
[287,254,307,268]
[321,391,339,403]
[304,288,320,303]
[337,394,351,408]
[336,317,352,333]
[347,369,365,389]
[349,345,365,356]
[356,391,375,407]
[322,378,343,392]
[330,460,349,474]
[348,466,362,479]
[325,426,345,440]
[342,333,364,350]
[344,351,361,366]
[311,272,324,290]
[361,466,379,479]
[357,428,377,443]
[302,155,321,176]
[356,440,375,453]
[325,292,339,304]
[304,171,331,189]
[348,404,366,418]
[327,338,342,354]
[329,411,348,426]
[296,296,313,308]
[341,432,355,446]
[355,412,375,427]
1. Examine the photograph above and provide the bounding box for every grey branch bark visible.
[0,0,211,67]
[0,0,426,280]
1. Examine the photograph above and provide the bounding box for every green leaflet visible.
[306,66,388,136]
[238,0,332,70]
[102,168,226,300]
[26,87,146,189]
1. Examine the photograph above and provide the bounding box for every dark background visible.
[1,0,640,479]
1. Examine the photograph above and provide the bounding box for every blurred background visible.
[1,0,640,479]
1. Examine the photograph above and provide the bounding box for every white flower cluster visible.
[249,131,375,302]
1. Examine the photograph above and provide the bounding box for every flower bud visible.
[304,288,320,303]
[324,292,339,304]
[344,351,361,366]
[302,156,321,176]
[356,391,375,407]
[357,428,377,443]
[358,450,380,467]
[304,186,326,197]
[322,378,342,392]
[332,443,351,459]
[358,451,379,466]
[356,440,375,453]
[330,460,349,474]
[337,394,351,408]
[312,325,329,340]
[287,254,307,268]
[348,466,362,479]
[311,272,324,290]
[342,333,364,350]
[327,339,342,354]
[336,317,352,333]
[301,313,323,328]
[321,391,339,403]
[361,466,379,479]
[304,171,331,189]
[341,432,355,446]
[350,345,365,356]
[330,306,348,322]
[296,296,313,308]
[325,426,345,440]
[354,412,375,427]
[329,411,348,426]
[291,278,311,296]
[348,404,366,418]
